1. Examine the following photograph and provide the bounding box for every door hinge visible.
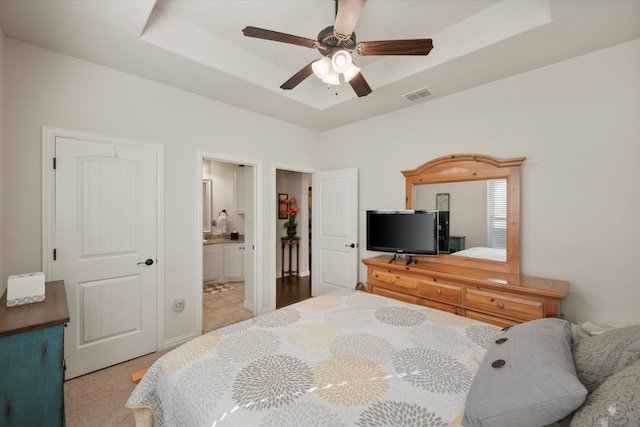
[53,157,56,169]
[53,248,57,261]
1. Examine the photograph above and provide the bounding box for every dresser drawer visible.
[372,286,419,304]
[419,277,462,304]
[466,310,518,328]
[420,298,463,315]
[465,289,543,321]
[371,270,418,292]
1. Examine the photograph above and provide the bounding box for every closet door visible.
[54,136,159,379]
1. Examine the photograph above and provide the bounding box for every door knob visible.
[137,258,154,266]
[345,243,356,248]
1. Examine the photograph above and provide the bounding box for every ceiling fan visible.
[242,0,433,97]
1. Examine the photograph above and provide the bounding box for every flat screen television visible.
[366,210,439,256]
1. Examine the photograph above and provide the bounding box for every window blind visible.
[487,179,507,249]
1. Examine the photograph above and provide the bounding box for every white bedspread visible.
[127,290,499,427]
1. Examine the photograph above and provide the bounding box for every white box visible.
[7,272,45,307]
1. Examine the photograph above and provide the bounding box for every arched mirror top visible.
[403,154,526,274]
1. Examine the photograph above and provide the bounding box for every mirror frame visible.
[403,154,526,274]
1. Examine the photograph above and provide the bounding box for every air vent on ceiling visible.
[403,87,432,102]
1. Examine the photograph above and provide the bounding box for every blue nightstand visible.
[0,281,69,426]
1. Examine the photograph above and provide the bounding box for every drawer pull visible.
[436,289,442,295]
[497,302,505,309]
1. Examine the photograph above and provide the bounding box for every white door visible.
[312,168,358,295]
[54,137,158,379]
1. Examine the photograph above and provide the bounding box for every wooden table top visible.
[0,280,70,337]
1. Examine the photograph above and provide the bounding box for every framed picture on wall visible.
[278,193,288,219]
[436,193,450,210]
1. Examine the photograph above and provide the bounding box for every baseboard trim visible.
[163,331,197,349]
[277,270,310,279]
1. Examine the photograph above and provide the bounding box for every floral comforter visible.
[127,290,499,426]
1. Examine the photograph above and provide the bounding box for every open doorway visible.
[275,169,312,308]
[200,158,256,334]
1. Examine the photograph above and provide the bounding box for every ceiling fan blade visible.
[242,26,317,48]
[356,39,434,56]
[348,72,372,97]
[280,62,315,90]
[334,0,366,40]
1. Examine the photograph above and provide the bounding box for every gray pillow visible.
[569,360,640,426]
[572,324,640,394]
[463,318,587,427]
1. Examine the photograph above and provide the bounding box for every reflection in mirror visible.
[203,179,212,233]
[414,179,507,261]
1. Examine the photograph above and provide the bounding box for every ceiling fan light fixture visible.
[331,49,352,73]
[322,69,340,86]
[312,57,332,79]
[343,63,361,82]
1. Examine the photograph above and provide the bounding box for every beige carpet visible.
[64,349,169,427]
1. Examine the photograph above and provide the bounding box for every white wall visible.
[2,38,319,344]
[319,39,640,327]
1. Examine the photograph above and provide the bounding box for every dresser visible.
[363,256,568,327]
[0,280,70,426]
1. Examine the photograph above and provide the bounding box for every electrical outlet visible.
[173,298,185,314]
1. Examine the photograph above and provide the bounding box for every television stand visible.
[388,254,418,265]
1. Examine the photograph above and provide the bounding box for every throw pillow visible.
[569,360,640,426]
[463,318,587,427]
[571,324,640,394]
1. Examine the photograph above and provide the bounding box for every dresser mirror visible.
[403,154,526,274]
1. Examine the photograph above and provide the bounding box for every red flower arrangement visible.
[283,196,300,228]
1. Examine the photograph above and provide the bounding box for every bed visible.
[127,289,640,426]
[450,247,506,262]
[127,289,500,426]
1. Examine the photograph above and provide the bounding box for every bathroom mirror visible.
[203,179,212,233]
[403,154,526,274]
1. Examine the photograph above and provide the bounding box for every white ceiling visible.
[1,0,639,131]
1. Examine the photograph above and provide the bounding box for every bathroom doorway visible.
[200,157,256,334]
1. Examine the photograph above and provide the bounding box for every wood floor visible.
[276,275,311,309]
